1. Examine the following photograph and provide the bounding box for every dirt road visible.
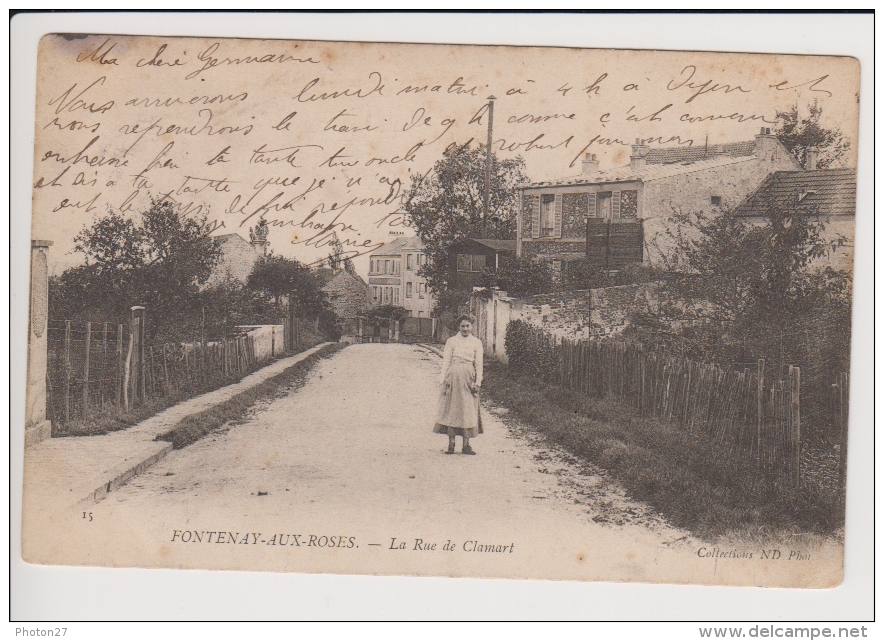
[28,343,838,586]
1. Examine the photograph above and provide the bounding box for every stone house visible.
[731,163,856,272]
[448,238,517,289]
[203,232,266,288]
[368,236,435,317]
[517,128,800,276]
[314,267,371,319]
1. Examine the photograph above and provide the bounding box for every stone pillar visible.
[26,240,53,448]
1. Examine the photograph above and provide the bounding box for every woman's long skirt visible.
[433,360,483,438]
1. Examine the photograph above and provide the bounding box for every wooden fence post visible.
[122,324,133,412]
[139,307,147,402]
[64,320,71,425]
[149,346,157,395]
[838,371,850,497]
[162,344,170,393]
[756,359,765,470]
[791,367,801,490]
[116,324,123,408]
[82,321,91,417]
[100,322,108,407]
[128,307,144,407]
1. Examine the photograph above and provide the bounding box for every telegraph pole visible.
[483,95,496,238]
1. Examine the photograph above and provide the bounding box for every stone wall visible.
[470,284,661,363]
[518,283,660,339]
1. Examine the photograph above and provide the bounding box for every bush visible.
[504,320,559,382]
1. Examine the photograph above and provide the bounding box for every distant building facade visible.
[368,236,434,317]
[517,129,800,276]
[448,238,517,289]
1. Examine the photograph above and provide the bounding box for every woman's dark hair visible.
[455,314,476,327]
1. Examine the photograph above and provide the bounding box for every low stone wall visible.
[519,283,660,339]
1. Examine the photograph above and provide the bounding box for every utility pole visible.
[483,95,496,238]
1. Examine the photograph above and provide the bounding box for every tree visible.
[403,142,530,312]
[476,256,554,298]
[246,254,327,318]
[658,198,844,331]
[51,198,222,342]
[629,197,852,440]
[366,305,409,323]
[774,101,851,169]
[326,231,344,271]
[560,260,661,292]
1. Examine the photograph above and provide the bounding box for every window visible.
[372,286,379,303]
[457,254,486,272]
[598,192,612,219]
[394,261,400,275]
[419,283,427,298]
[370,259,375,273]
[711,195,721,206]
[394,287,400,304]
[406,282,413,298]
[541,194,555,236]
[406,254,414,270]
[384,259,391,274]
[418,311,424,318]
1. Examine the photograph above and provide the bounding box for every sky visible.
[29,33,859,279]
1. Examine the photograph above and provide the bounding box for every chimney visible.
[806,146,819,171]
[630,138,650,169]
[581,153,599,175]
[754,126,779,163]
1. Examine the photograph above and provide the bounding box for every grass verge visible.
[155,343,344,449]
[481,360,842,540]
[53,330,326,438]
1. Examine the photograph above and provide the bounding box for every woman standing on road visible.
[433,315,484,455]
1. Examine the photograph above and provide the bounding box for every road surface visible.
[27,343,838,586]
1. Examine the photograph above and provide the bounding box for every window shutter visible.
[612,191,621,219]
[530,195,541,239]
[553,194,563,238]
[587,193,597,218]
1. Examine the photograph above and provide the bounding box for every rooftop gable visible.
[731,169,857,217]
[645,140,756,164]
[525,153,754,188]
[461,238,517,252]
[370,235,424,255]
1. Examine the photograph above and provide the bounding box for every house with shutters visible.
[368,236,435,317]
[516,128,800,277]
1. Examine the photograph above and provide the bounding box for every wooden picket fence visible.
[46,320,130,426]
[47,318,259,427]
[508,321,825,488]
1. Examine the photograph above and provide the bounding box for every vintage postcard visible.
[21,32,860,590]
